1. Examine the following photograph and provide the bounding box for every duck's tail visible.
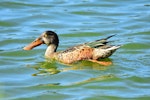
[92,45,121,59]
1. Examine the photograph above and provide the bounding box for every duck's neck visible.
[45,44,58,58]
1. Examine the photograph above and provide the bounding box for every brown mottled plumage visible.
[23,31,120,65]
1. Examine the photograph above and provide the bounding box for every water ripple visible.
[0,0,150,100]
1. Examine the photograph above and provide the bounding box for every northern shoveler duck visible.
[23,31,120,65]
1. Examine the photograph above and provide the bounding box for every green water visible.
[0,0,150,100]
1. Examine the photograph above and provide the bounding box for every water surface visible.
[0,0,150,100]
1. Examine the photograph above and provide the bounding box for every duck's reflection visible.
[32,58,113,76]
[31,59,115,86]
[32,61,60,76]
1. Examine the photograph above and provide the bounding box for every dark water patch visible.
[0,1,52,8]
[0,21,18,27]
[123,43,149,50]
[144,4,150,6]
[71,11,100,16]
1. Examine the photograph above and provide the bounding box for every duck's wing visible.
[85,34,116,48]
[63,34,116,52]
[57,44,93,64]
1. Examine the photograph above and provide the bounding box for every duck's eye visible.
[43,31,55,38]
[44,33,50,38]
[44,34,47,37]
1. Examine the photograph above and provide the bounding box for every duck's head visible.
[23,31,59,50]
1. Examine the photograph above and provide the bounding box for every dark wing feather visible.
[86,34,116,48]
[63,34,116,52]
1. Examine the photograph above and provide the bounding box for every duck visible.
[23,31,121,65]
